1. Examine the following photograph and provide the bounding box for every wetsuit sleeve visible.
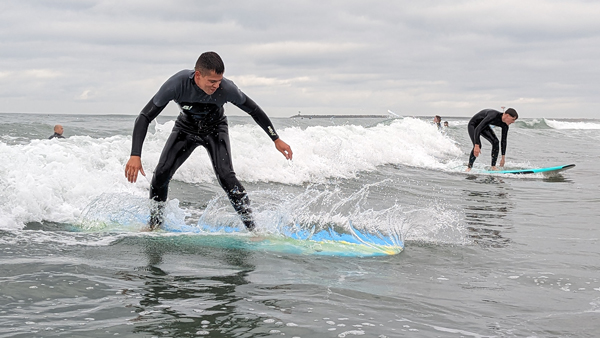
[473,113,497,147]
[501,126,509,155]
[130,99,167,156]
[234,94,279,141]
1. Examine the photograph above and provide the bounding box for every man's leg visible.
[201,125,255,231]
[480,128,500,167]
[467,123,477,169]
[149,129,199,229]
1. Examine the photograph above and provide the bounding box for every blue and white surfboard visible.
[481,164,575,175]
[161,223,403,257]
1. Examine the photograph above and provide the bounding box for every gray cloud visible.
[0,0,598,118]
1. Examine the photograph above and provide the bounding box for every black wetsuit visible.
[130,70,279,230]
[48,133,64,139]
[467,109,509,168]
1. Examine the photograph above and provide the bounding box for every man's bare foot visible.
[466,167,471,172]
[491,166,498,171]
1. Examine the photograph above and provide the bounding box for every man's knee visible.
[214,166,237,187]
[154,162,174,182]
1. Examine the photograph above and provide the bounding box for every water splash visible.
[196,180,405,252]
[77,193,187,231]
[74,179,466,251]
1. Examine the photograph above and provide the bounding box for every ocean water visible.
[1,112,599,337]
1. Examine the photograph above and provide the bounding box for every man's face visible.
[502,113,517,125]
[194,70,223,95]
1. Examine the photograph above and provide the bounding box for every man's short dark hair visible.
[195,52,225,75]
[505,108,518,119]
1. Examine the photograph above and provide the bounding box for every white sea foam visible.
[0,135,146,229]
[176,117,463,185]
[0,117,462,229]
[545,119,600,129]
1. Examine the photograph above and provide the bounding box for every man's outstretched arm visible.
[235,95,293,160]
[499,126,509,167]
[125,99,167,182]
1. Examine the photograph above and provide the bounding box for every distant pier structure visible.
[290,111,389,119]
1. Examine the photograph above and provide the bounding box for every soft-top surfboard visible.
[160,223,403,257]
[480,164,575,176]
[77,194,403,257]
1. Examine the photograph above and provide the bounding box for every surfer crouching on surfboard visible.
[124,52,293,231]
[466,108,518,172]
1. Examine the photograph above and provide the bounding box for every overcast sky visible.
[1,0,599,118]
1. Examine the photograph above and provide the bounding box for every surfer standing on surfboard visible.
[466,108,518,172]
[124,52,293,231]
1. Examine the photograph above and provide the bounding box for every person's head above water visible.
[195,51,225,75]
[194,51,225,95]
[54,124,63,135]
[502,108,518,125]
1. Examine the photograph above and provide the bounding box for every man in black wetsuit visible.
[124,52,293,231]
[466,108,518,172]
[48,125,65,139]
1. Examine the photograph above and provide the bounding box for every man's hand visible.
[473,144,481,157]
[499,156,506,167]
[274,139,293,160]
[125,156,145,183]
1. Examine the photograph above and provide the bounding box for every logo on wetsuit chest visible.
[179,102,226,129]
[179,102,220,117]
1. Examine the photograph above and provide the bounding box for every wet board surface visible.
[480,164,575,176]
[160,223,403,257]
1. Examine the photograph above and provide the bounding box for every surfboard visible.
[160,223,403,257]
[480,164,575,176]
